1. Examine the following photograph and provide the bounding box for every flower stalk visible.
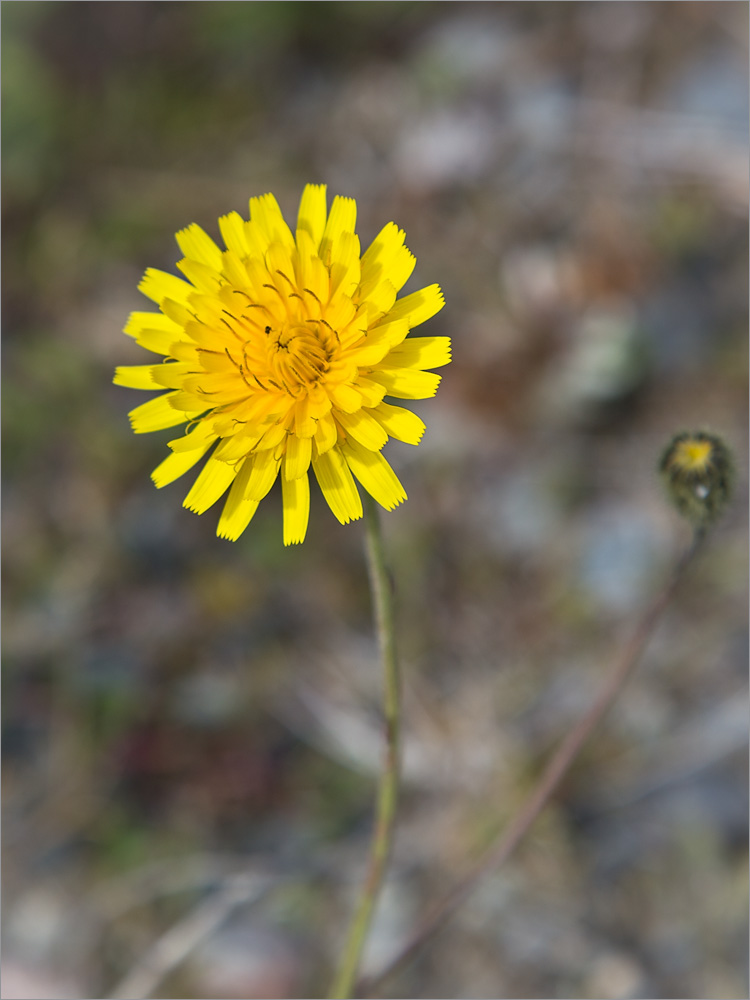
[329,494,402,999]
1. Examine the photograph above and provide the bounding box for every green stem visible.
[329,494,402,999]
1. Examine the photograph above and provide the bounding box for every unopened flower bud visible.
[659,431,734,527]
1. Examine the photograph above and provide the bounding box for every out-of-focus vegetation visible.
[3,3,747,998]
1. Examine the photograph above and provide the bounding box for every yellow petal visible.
[294,387,330,437]
[380,244,415,293]
[238,391,293,425]
[151,435,215,488]
[161,298,194,328]
[336,409,388,451]
[371,402,425,445]
[217,457,259,541]
[169,341,200,364]
[175,224,223,271]
[361,222,405,277]
[297,184,327,250]
[124,310,181,337]
[326,295,357,335]
[328,231,361,298]
[124,311,183,355]
[250,193,295,250]
[244,219,271,259]
[221,249,251,289]
[320,195,356,264]
[284,434,312,480]
[213,425,266,462]
[344,318,409,366]
[168,421,219,452]
[256,421,289,451]
[361,222,415,296]
[244,448,282,502]
[168,389,212,412]
[282,471,310,545]
[329,383,362,412]
[362,279,397,324]
[385,283,444,329]
[293,229,317,291]
[182,319,233,352]
[114,364,161,389]
[219,211,251,258]
[314,411,338,455]
[183,456,238,514]
[312,445,362,524]
[340,439,406,511]
[353,376,386,408]
[370,368,441,400]
[387,336,452,370]
[323,195,356,239]
[197,348,238,374]
[308,383,334,417]
[176,258,222,294]
[129,392,193,433]
[265,241,297,295]
[151,362,195,389]
[181,371,247,402]
[138,268,194,306]
[299,253,330,309]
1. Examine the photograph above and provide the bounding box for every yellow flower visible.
[115,185,448,544]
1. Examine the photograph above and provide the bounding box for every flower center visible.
[268,321,331,392]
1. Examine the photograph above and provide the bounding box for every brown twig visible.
[108,872,274,999]
[357,528,705,997]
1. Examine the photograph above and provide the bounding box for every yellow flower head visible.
[115,185,448,544]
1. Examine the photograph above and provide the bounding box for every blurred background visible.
[2,2,748,998]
